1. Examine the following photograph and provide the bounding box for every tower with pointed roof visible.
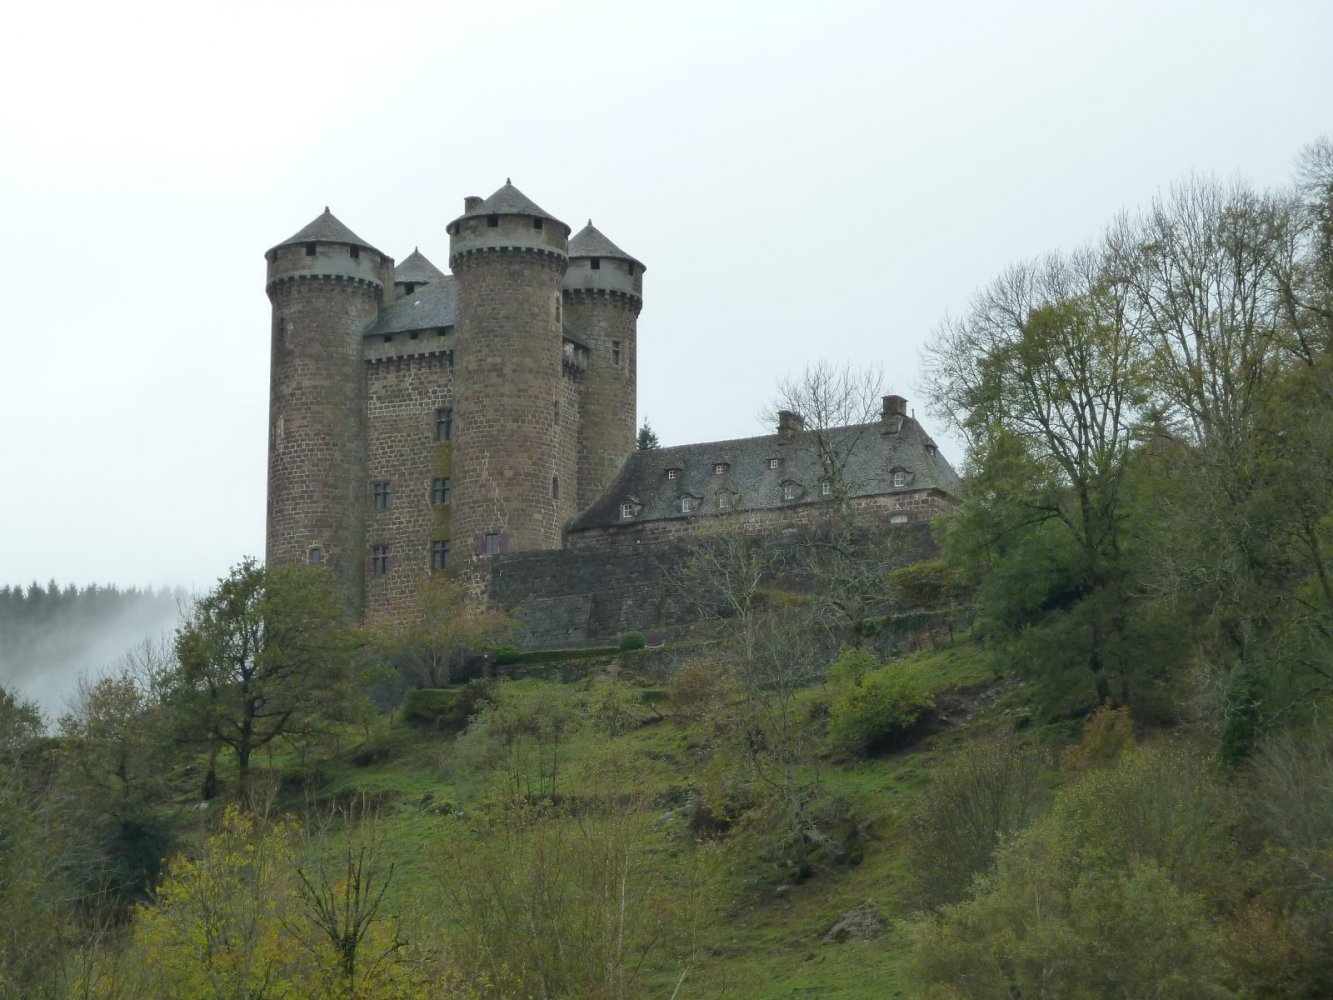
[446,181,575,557]
[565,221,645,508]
[265,208,391,615]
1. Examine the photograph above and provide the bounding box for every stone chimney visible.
[464,195,483,212]
[882,395,907,434]
[777,409,805,443]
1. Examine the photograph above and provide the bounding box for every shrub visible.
[618,631,647,651]
[827,667,932,756]
[494,643,522,665]
[404,688,462,727]
[828,645,877,688]
[907,734,1047,906]
[1062,703,1134,772]
[666,661,733,723]
[587,679,645,736]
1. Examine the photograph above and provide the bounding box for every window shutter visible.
[473,532,485,555]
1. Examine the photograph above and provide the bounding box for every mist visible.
[0,587,189,718]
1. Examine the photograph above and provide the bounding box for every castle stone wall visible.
[567,286,640,509]
[565,489,952,550]
[266,266,379,617]
[451,239,570,559]
[363,352,453,623]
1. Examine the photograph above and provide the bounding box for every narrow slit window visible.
[371,544,389,575]
[611,340,621,366]
[552,476,559,499]
[435,408,453,441]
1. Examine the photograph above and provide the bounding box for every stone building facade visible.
[265,181,960,626]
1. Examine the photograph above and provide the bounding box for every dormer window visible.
[666,468,680,480]
[718,493,732,510]
[820,480,832,497]
[681,496,695,514]
[620,501,635,520]
[892,468,912,488]
[713,463,729,476]
[404,283,415,294]
[782,482,797,501]
[767,458,780,470]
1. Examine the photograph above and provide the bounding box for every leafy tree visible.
[635,420,660,451]
[175,559,358,795]
[925,253,1147,705]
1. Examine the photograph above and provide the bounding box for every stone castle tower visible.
[265,182,644,620]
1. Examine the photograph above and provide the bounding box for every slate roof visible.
[568,416,961,531]
[367,277,457,336]
[454,180,564,225]
[569,221,642,267]
[269,207,382,256]
[394,248,445,285]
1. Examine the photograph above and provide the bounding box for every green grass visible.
[213,637,997,998]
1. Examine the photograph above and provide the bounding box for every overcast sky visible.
[1,0,1329,593]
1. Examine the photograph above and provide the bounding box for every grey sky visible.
[2,0,1329,592]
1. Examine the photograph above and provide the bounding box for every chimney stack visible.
[464,195,483,212]
[882,395,907,434]
[777,410,805,442]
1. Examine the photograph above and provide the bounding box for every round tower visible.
[448,181,572,557]
[564,221,644,509]
[265,208,388,616]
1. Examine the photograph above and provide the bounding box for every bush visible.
[404,688,461,726]
[494,644,522,665]
[618,631,647,651]
[827,667,932,756]
[666,661,733,723]
[907,734,1047,906]
[586,679,645,736]
[828,645,877,687]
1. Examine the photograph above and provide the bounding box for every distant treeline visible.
[0,581,188,636]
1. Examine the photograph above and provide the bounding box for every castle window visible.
[372,481,392,509]
[484,532,501,555]
[890,514,909,525]
[404,283,415,294]
[590,257,601,270]
[552,476,560,499]
[555,296,561,322]
[383,335,393,344]
[681,496,695,514]
[713,463,728,476]
[431,539,450,570]
[554,400,560,425]
[820,480,832,496]
[620,502,635,520]
[612,341,621,366]
[667,468,679,480]
[350,245,360,259]
[487,214,499,228]
[308,546,322,567]
[410,331,419,340]
[782,483,797,500]
[277,317,286,344]
[626,262,635,276]
[435,408,453,442]
[431,477,450,504]
[371,544,389,575]
[533,216,543,230]
[893,470,909,488]
[305,242,316,256]
[768,458,780,470]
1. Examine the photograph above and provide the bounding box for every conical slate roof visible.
[394,247,445,284]
[269,207,382,255]
[455,180,564,226]
[569,221,642,268]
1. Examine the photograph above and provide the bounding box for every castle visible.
[265,181,960,627]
